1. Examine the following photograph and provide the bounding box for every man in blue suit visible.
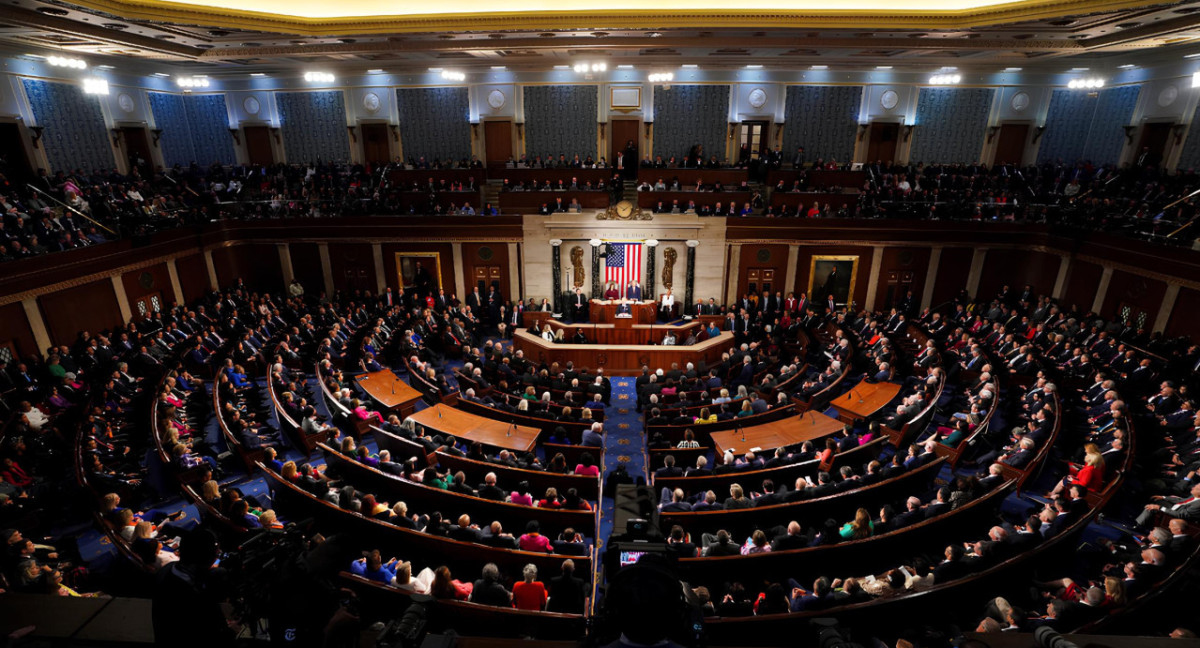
[626,281,642,301]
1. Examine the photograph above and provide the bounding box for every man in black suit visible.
[753,479,786,507]
[892,496,924,529]
[449,514,483,543]
[654,455,684,479]
[771,521,811,551]
[924,486,953,519]
[933,544,970,583]
[469,563,512,607]
[480,521,519,549]
[665,525,698,558]
[476,472,506,501]
[546,559,588,614]
[660,488,692,512]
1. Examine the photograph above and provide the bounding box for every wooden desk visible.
[637,168,749,186]
[589,299,656,324]
[830,381,902,423]
[709,410,843,456]
[540,319,702,346]
[513,329,735,375]
[354,369,423,419]
[408,404,540,453]
[522,311,556,328]
[499,191,610,212]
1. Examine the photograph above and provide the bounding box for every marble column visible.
[203,249,219,290]
[318,243,335,297]
[1052,256,1071,299]
[1153,284,1180,334]
[1092,266,1114,314]
[725,243,742,304]
[23,297,53,355]
[644,240,658,302]
[590,240,602,297]
[921,247,941,311]
[111,275,133,324]
[966,248,988,298]
[783,245,799,295]
[372,244,386,295]
[166,258,185,305]
[685,240,698,309]
[551,240,563,314]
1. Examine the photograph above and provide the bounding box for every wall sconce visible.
[1173,123,1188,145]
[902,124,916,142]
[29,126,45,149]
[986,126,1000,143]
[151,128,163,147]
[1032,125,1046,143]
[515,123,524,139]
[471,123,479,139]
[389,124,399,142]
[110,129,122,147]
[270,127,281,144]
[857,124,869,141]
[644,121,653,138]
[229,128,241,145]
[774,123,784,142]
[728,122,738,140]
[598,122,606,139]
[1122,125,1137,144]
[347,125,357,143]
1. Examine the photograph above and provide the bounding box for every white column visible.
[110,276,133,324]
[507,243,521,299]
[278,243,295,287]
[1051,255,1071,299]
[22,297,53,355]
[966,248,988,297]
[783,245,799,295]
[372,243,386,295]
[864,246,885,311]
[203,249,219,290]
[921,247,941,310]
[1153,284,1180,334]
[166,258,185,306]
[725,243,742,304]
[451,243,465,297]
[318,243,335,296]
[1092,266,1114,314]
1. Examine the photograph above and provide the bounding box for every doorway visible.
[131,291,163,320]
[866,122,900,163]
[610,119,639,168]
[360,123,391,167]
[244,126,274,166]
[0,123,35,185]
[121,127,153,177]
[472,265,503,294]
[992,123,1029,166]
[484,121,512,164]
[1136,122,1173,168]
[739,121,769,161]
[743,268,775,297]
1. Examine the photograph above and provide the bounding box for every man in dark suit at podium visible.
[617,299,632,316]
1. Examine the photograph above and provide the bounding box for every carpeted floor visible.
[596,377,648,548]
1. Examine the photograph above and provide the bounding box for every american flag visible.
[604,242,642,288]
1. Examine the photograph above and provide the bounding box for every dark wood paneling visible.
[977,249,1061,302]
[0,302,38,361]
[38,279,122,345]
[992,123,1029,166]
[1102,269,1166,324]
[931,248,972,307]
[211,244,282,293]
[361,123,391,167]
[875,247,932,311]
[1062,260,1103,312]
[794,246,875,309]
[736,244,790,300]
[484,121,512,163]
[461,242,511,300]
[327,243,375,294]
[1166,287,1200,339]
[381,243,458,297]
[244,126,274,166]
[176,253,210,303]
[121,262,171,309]
[289,243,325,295]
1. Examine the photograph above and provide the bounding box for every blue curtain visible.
[782,85,862,163]
[148,93,236,168]
[909,88,995,164]
[523,85,598,161]
[652,85,730,163]
[21,79,114,174]
[275,90,351,164]
[1177,102,1200,171]
[1081,86,1140,166]
[396,87,472,163]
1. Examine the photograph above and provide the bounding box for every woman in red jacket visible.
[1048,450,1105,498]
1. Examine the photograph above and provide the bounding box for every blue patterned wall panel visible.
[909,87,995,164]
[1176,101,1200,171]
[22,78,114,174]
[523,85,598,160]
[396,87,472,163]
[275,90,351,163]
[148,91,195,168]
[183,94,235,166]
[1037,89,1098,165]
[652,85,730,163]
[781,85,862,162]
[1081,85,1140,166]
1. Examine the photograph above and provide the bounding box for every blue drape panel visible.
[395,87,472,163]
[1176,102,1200,171]
[275,90,351,164]
[21,78,114,174]
[1081,86,1140,166]
[148,93,236,168]
[652,85,730,162]
[781,85,862,162]
[1037,86,1140,166]
[909,88,995,164]
[522,85,598,160]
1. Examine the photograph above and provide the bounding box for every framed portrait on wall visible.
[396,252,442,296]
[808,255,859,308]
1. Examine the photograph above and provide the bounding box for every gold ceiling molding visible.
[65,0,1163,36]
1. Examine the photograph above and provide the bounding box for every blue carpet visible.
[597,378,647,551]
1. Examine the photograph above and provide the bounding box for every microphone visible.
[739,421,745,443]
[507,418,514,437]
[810,411,816,426]
[436,404,442,419]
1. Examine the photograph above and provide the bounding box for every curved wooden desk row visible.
[931,378,1002,467]
[213,369,270,474]
[266,345,324,455]
[534,319,703,346]
[407,403,542,454]
[371,424,602,501]
[259,462,593,577]
[340,572,587,640]
[454,397,594,438]
[513,329,735,376]
[647,402,798,446]
[636,191,753,211]
[882,372,946,448]
[320,444,598,536]
[636,168,750,186]
[662,456,947,538]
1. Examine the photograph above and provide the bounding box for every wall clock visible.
[243,96,261,115]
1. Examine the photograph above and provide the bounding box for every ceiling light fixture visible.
[810,65,829,70]
[176,76,211,88]
[928,74,962,85]
[552,65,570,70]
[1185,53,1200,59]
[367,68,385,74]
[648,72,675,83]
[47,55,87,70]
[573,62,607,73]
[304,71,335,83]
[617,64,635,69]
[1116,64,1136,69]
[745,64,763,69]
[875,66,893,70]
[82,77,109,95]
[1067,78,1105,89]
[490,66,506,71]
[151,72,170,78]
[440,70,466,81]
[249,72,267,77]
[681,64,698,69]
[1003,67,1023,72]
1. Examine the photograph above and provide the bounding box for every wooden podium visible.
[589,299,655,324]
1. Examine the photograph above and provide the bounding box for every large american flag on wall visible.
[604,242,642,287]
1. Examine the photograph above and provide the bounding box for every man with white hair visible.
[581,422,604,447]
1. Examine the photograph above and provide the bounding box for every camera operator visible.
[267,532,362,646]
[151,529,235,647]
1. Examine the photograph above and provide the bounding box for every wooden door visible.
[866,122,899,163]
[1136,122,1173,167]
[472,265,503,294]
[244,126,274,166]
[882,270,915,310]
[361,123,391,167]
[484,121,512,163]
[610,119,640,166]
[0,123,34,184]
[739,121,769,160]
[743,268,775,297]
[131,292,163,320]
[992,123,1029,166]
[121,127,153,176]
